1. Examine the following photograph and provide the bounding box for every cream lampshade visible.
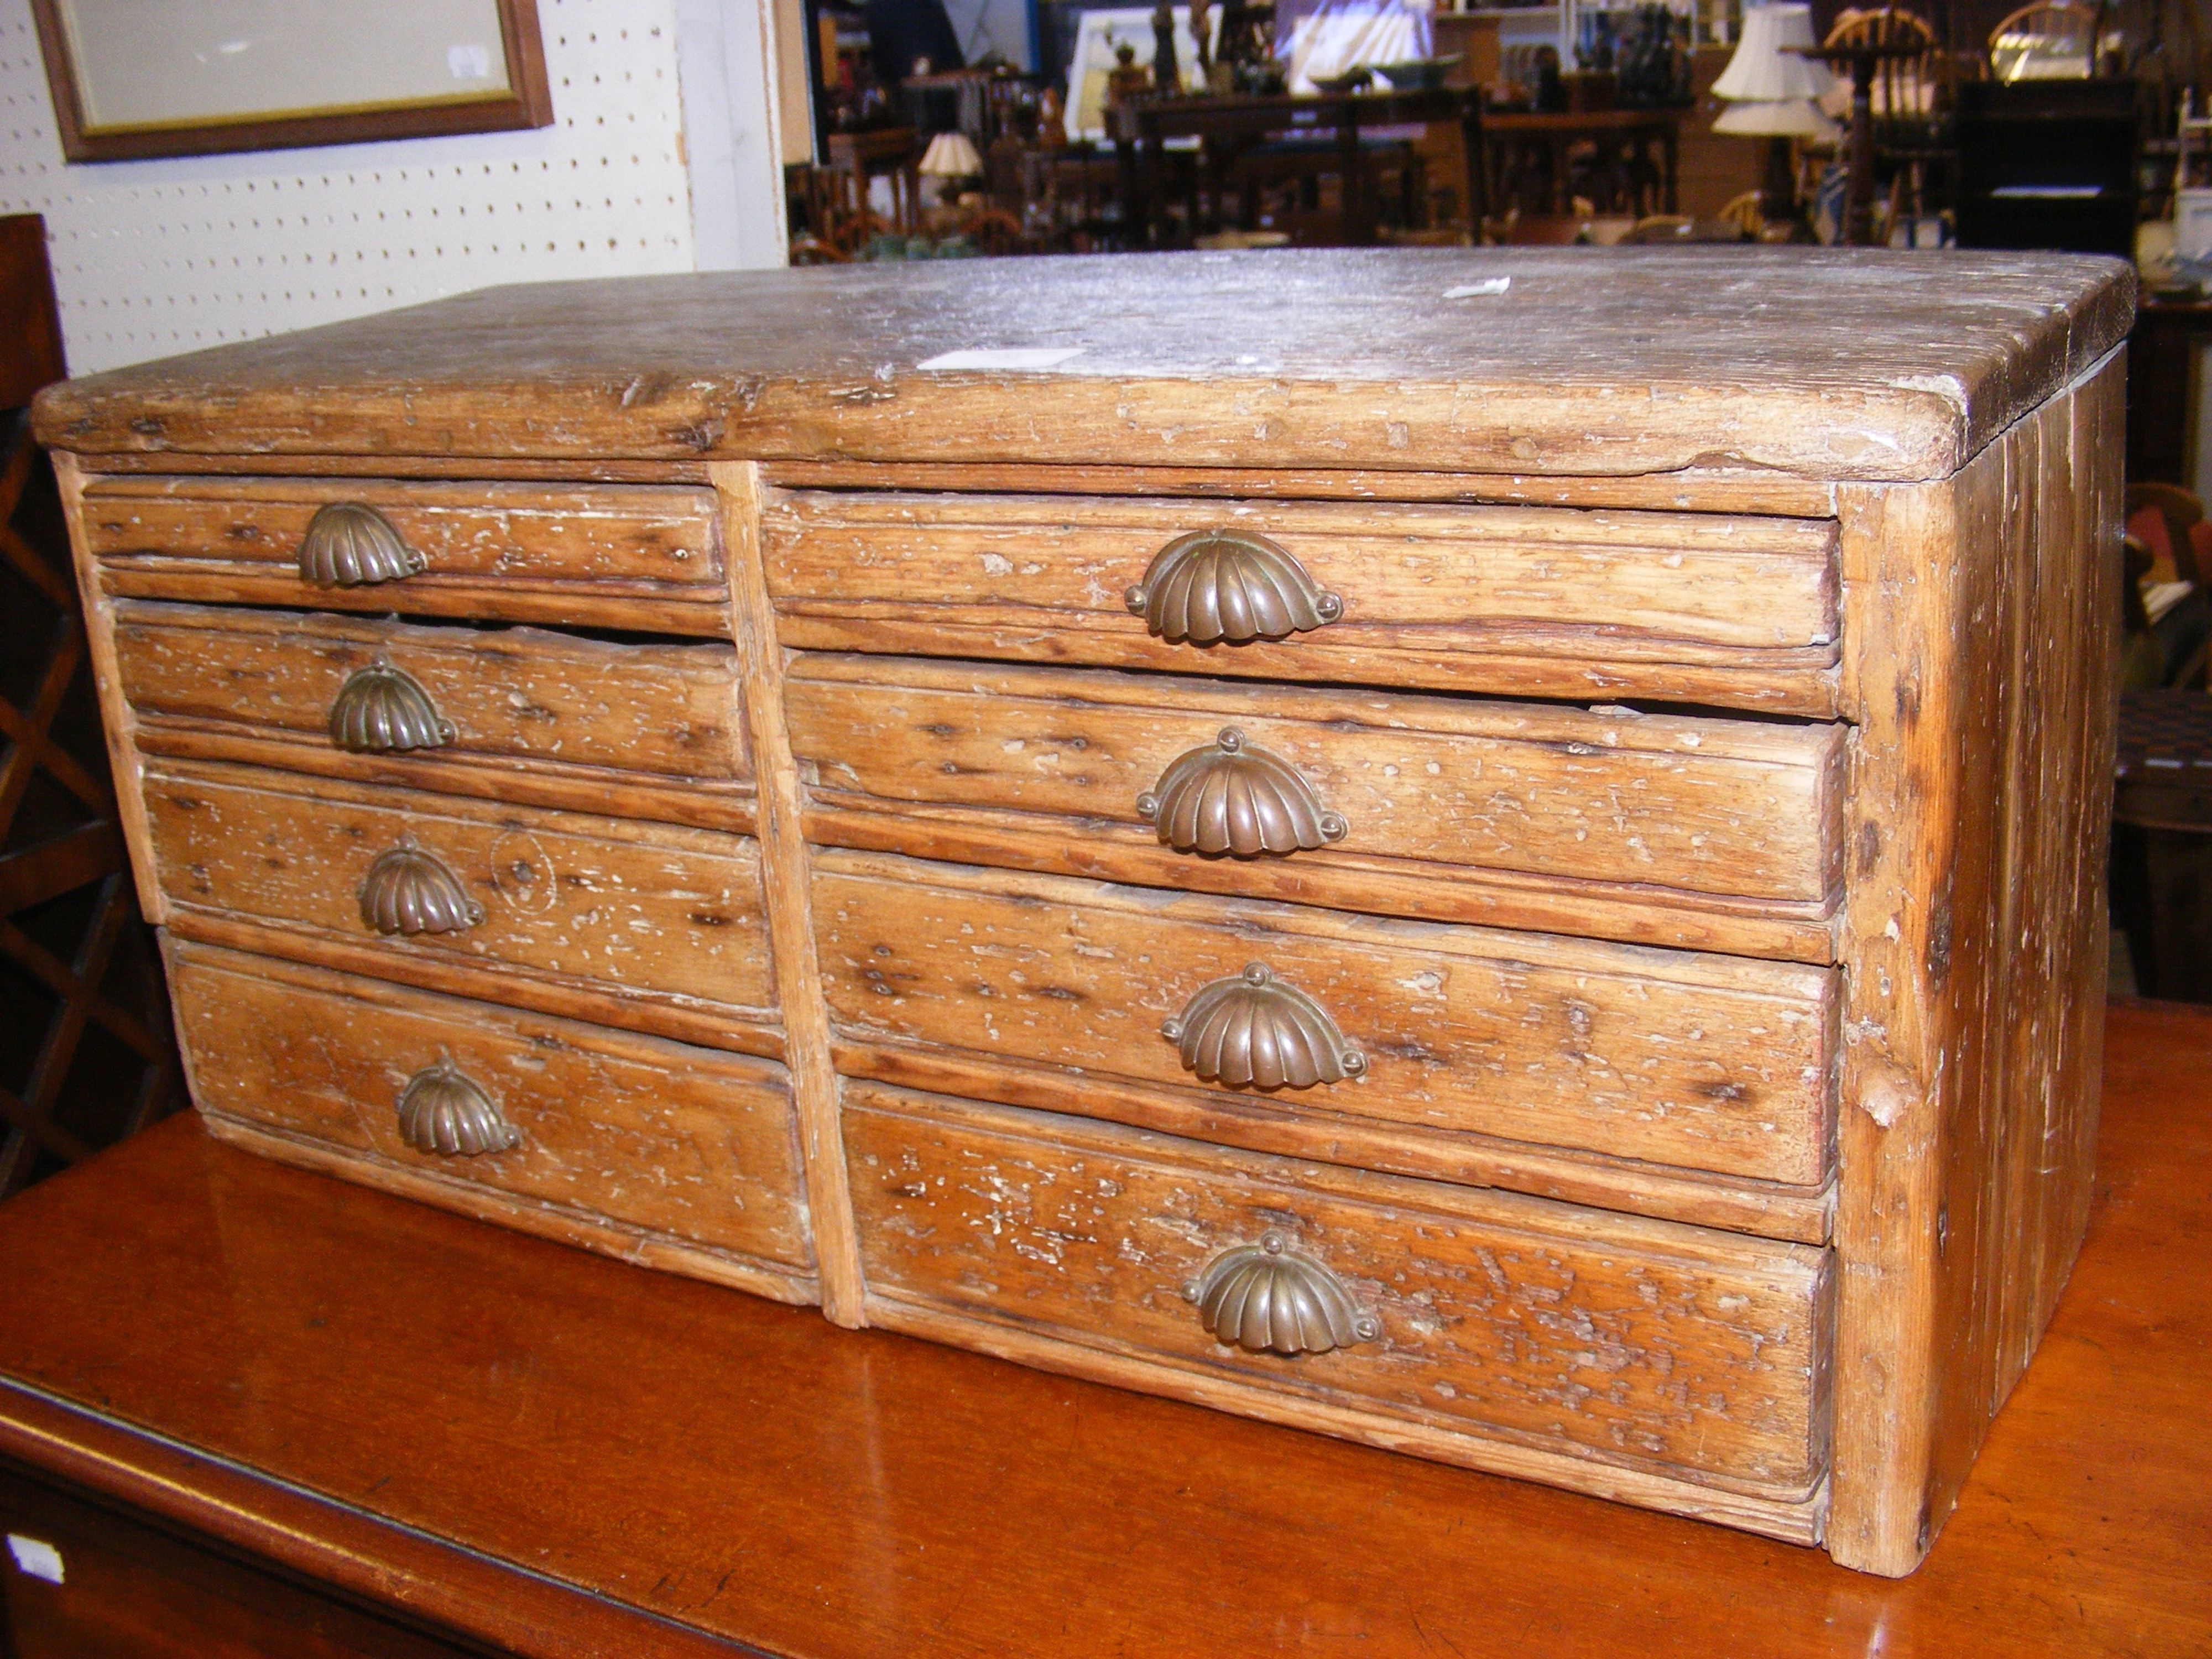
[918,131,984,207]
[1712,3,1838,103]
[919,131,984,180]
[1711,4,1840,231]
[1713,97,1840,139]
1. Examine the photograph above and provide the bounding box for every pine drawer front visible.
[141,759,777,1042]
[167,942,816,1295]
[846,1084,1831,1509]
[109,603,752,830]
[815,852,1835,1191]
[788,654,1846,910]
[81,476,728,634]
[761,491,1841,714]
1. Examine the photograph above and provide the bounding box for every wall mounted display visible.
[30,0,554,163]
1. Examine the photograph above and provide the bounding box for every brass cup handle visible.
[1184,1230,1381,1355]
[327,660,456,754]
[358,844,484,936]
[1123,528,1343,645]
[396,1059,519,1157]
[1162,963,1365,1090]
[298,501,426,586]
[1135,728,1349,856]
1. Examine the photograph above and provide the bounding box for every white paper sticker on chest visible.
[917,348,1086,371]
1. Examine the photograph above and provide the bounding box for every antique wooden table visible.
[1479,107,1682,220]
[1108,88,1485,246]
[0,998,2205,1656]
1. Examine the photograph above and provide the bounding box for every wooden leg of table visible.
[1462,113,1488,232]
[1114,135,1138,247]
[1159,133,1177,247]
[1662,126,1679,215]
[1339,117,1368,244]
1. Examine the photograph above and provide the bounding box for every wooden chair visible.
[1989,1,2103,81]
[2127,480,2206,586]
[0,212,184,1196]
[1820,8,1949,237]
[824,128,925,236]
[1824,8,1942,126]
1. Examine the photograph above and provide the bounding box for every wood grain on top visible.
[31,247,2133,482]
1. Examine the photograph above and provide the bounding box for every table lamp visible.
[1710,3,1838,228]
[919,131,985,206]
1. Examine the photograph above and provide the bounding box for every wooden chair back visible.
[1989,1,2101,80]
[1824,8,1941,125]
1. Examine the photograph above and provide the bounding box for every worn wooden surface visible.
[832,1038,1834,1243]
[81,475,724,583]
[815,850,1836,1188]
[804,799,1840,964]
[844,1082,1829,1498]
[714,460,867,1328]
[788,654,1846,905]
[166,940,817,1298]
[770,484,1840,712]
[0,999,2203,1657]
[760,458,1844,518]
[1825,354,2121,1574]
[82,469,727,635]
[53,452,168,924]
[27,251,2130,1575]
[140,758,778,1021]
[111,601,753,803]
[765,489,1840,713]
[31,249,2132,482]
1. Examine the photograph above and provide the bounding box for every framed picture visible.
[30,0,554,164]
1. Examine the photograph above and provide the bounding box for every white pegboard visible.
[0,0,708,374]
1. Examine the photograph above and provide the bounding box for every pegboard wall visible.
[0,0,732,374]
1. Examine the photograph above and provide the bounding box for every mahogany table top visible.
[0,1000,2206,1657]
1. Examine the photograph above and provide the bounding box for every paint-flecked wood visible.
[80,476,724,583]
[95,562,729,637]
[108,601,752,794]
[763,490,1839,646]
[81,474,727,634]
[138,758,778,1020]
[51,451,168,924]
[764,490,1840,714]
[804,800,1840,964]
[815,850,1836,1188]
[165,940,817,1292]
[712,460,868,1329]
[786,654,1846,905]
[760,459,1843,518]
[1826,353,2121,1575]
[0,1004,2203,1657]
[28,251,2132,1578]
[831,1040,1833,1241]
[30,249,2132,483]
[844,1082,1829,1497]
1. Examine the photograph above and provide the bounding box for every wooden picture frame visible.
[30,0,554,164]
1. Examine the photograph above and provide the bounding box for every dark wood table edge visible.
[0,1375,769,1659]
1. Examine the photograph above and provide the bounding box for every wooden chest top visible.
[33,248,2133,482]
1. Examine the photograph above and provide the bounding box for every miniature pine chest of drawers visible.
[35,248,2133,1576]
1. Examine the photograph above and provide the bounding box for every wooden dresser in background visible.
[30,248,2131,1577]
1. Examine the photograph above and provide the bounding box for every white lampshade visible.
[1713,97,1842,139]
[1712,4,1838,103]
[919,131,984,178]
